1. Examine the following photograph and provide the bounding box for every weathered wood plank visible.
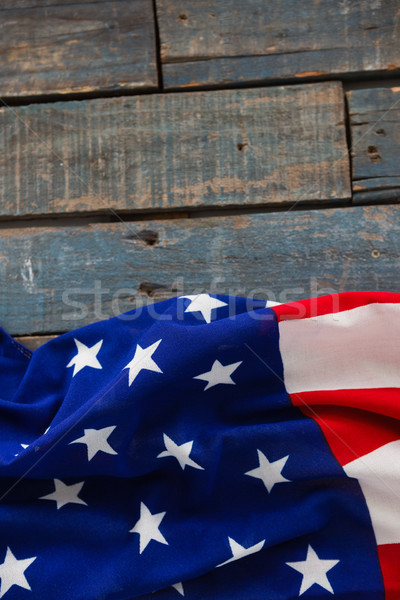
[352,177,400,204]
[15,335,55,350]
[1,1,113,7]
[0,82,350,217]
[0,204,398,336]
[0,0,158,98]
[347,87,400,203]
[156,0,400,89]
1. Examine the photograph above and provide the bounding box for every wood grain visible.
[1,1,114,6]
[15,335,56,350]
[0,0,158,98]
[0,82,350,218]
[347,87,400,203]
[0,204,398,336]
[156,0,400,89]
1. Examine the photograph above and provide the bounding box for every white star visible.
[0,547,36,598]
[130,502,168,554]
[216,537,265,567]
[66,338,103,377]
[245,449,291,493]
[179,294,227,324]
[193,359,242,391]
[286,545,339,595]
[157,434,204,471]
[39,479,87,509]
[123,339,163,387]
[69,426,117,461]
[172,582,184,596]
[14,444,29,457]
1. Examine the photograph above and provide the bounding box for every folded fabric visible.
[0,292,399,600]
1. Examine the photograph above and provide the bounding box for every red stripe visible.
[273,292,400,322]
[291,391,400,466]
[377,544,400,600]
[291,388,400,423]
[280,292,400,597]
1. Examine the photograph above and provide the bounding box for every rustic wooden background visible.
[0,0,399,348]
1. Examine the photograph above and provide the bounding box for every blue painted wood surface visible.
[0,1,398,347]
[0,82,350,218]
[348,87,400,203]
[157,0,400,89]
[0,204,398,336]
[0,0,158,98]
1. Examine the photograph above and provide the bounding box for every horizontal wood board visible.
[0,82,350,218]
[0,204,398,336]
[0,0,158,98]
[15,335,55,350]
[0,1,118,6]
[347,87,400,203]
[156,0,400,89]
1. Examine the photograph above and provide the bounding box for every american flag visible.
[0,291,399,599]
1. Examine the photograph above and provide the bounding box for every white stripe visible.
[343,440,400,545]
[278,303,400,393]
[265,300,282,308]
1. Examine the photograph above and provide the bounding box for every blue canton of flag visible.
[0,292,398,599]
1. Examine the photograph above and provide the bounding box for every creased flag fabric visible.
[0,291,399,599]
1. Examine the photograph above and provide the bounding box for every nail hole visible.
[124,230,159,246]
[136,230,159,246]
[236,142,248,151]
[138,282,168,297]
[178,13,187,21]
[376,128,386,135]
[371,249,380,258]
[367,145,381,162]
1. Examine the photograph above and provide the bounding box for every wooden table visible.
[0,0,398,349]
